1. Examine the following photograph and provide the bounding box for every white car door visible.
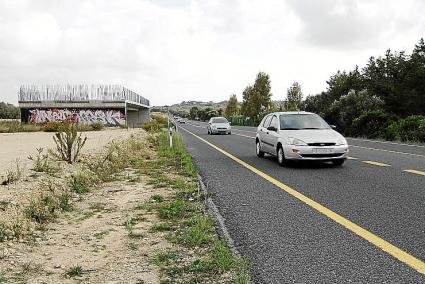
[259,115,272,152]
[268,115,280,155]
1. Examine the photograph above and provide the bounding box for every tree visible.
[0,102,20,119]
[285,82,303,111]
[253,72,272,111]
[189,106,199,120]
[224,94,238,117]
[240,72,272,117]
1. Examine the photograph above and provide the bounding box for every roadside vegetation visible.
[0,115,250,283]
[0,120,106,133]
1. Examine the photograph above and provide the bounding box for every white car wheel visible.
[277,146,286,166]
[256,140,265,158]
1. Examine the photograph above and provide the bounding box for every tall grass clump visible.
[52,122,87,164]
[0,121,41,133]
[158,131,197,177]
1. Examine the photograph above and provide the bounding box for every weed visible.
[0,224,5,242]
[66,265,83,277]
[28,148,60,175]
[52,122,87,164]
[151,223,172,232]
[69,170,95,194]
[158,200,191,220]
[175,216,215,247]
[155,251,180,265]
[90,122,104,131]
[151,194,165,203]
[1,159,22,185]
[26,193,58,223]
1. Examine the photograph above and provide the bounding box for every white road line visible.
[348,137,425,148]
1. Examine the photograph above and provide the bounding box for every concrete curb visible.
[197,174,241,258]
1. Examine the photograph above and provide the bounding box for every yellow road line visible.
[179,126,425,275]
[362,161,391,167]
[347,156,358,160]
[232,132,256,139]
[350,145,425,158]
[403,169,425,177]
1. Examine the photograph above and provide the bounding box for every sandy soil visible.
[0,130,171,283]
[1,170,171,283]
[0,129,138,175]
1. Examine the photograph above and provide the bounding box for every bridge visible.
[18,84,150,127]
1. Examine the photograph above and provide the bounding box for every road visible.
[176,120,425,283]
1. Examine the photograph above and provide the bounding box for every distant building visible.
[18,84,150,127]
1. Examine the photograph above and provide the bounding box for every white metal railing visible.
[19,84,149,106]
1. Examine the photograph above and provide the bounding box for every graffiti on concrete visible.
[29,109,125,126]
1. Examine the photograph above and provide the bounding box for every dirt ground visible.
[1,172,171,283]
[0,129,138,175]
[0,129,171,283]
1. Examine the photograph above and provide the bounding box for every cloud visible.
[0,0,423,106]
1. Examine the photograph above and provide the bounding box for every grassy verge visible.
[0,121,105,133]
[137,129,250,283]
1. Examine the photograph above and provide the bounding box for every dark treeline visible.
[302,38,425,142]
[0,102,20,119]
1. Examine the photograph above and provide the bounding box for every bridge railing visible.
[19,84,149,106]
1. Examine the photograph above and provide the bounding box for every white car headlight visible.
[288,137,308,146]
[212,125,217,129]
[336,137,348,146]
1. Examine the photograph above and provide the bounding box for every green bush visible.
[42,121,64,132]
[352,110,398,139]
[389,115,425,142]
[141,120,163,132]
[90,122,104,131]
[0,121,41,133]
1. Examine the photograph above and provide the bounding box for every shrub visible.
[42,121,64,132]
[0,121,41,133]
[26,193,59,223]
[69,170,96,194]
[391,115,425,142]
[141,120,163,133]
[90,122,104,131]
[352,110,398,139]
[52,122,87,164]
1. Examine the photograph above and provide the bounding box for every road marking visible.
[362,161,391,167]
[350,145,425,158]
[347,156,358,160]
[232,133,256,139]
[348,137,425,148]
[403,169,425,177]
[179,126,425,275]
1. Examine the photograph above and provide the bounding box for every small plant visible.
[26,193,58,223]
[53,122,87,164]
[91,122,104,131]
[0,224,6,242]
[151,194,165,203]
[69,171,94,194]
[28,148,58,174]
[1,159,22,185]
[158,200,190,220]
[66,265,83,277]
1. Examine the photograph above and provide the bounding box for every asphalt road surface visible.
[176,120,425,283]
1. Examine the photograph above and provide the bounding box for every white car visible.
[207,117,231,135]
[255,112,348,166]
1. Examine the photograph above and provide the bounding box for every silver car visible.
[207,117,231,135]
[255,111,348,166]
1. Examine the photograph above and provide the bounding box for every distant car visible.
[255,111,348,166]
[207,117,231,135]
[179,118,186,124]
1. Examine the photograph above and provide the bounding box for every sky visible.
[0,0,424,106]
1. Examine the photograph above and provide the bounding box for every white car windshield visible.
[211,118,228,123]
[280,114,331,130]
